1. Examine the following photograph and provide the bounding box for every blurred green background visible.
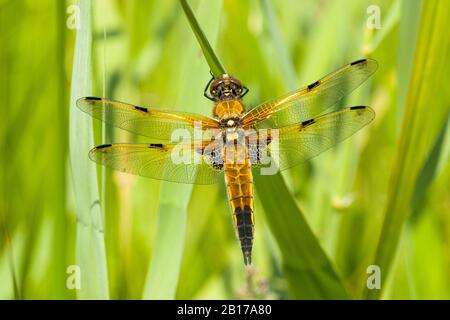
[1,0,449,300]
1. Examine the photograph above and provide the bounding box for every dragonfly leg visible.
[241,86,250,98]
[203,74,216,101]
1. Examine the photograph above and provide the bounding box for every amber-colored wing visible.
[242,59,378,129]
[248,106,375,171]
[77,97,220,141]
[88,142,224,184]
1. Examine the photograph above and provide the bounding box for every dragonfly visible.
[77,58,377,265]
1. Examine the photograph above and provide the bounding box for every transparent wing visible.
[88,142,223,185]
[242,59,378,129]
[249,106,375,172]
[77,97,220,141]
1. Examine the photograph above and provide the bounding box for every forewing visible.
[242,59,377,129]
[77,97,220,141]
[89,142,223,185]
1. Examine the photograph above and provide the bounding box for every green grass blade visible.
[142,183,193,300]
[69,0,109,299]
[365,0,450,299]
[179,0,226,77]
[254,173,349,299]
[410,118,449,222]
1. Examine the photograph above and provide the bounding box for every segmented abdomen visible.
[224,159,255,266]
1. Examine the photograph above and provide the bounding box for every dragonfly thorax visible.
[214,100,245,119]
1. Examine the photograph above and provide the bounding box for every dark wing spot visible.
[135,106,148,112]
[301,119,315,127]
[149,143,163,148]
[350,106,366,110]
[96,144,112,149]
[212,162,223,170]
[307,80,320,91]
[85,96,102,101]
[350,59,367,66]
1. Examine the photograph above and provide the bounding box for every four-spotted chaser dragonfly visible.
[77,58,377,265]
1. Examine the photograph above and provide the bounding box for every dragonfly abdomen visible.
[224,163,255,265]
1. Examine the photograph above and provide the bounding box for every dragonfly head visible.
[209,74,247,101]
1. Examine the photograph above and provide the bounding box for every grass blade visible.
[365,0,450,299]
[410,118,449,222]
[179,0,226,77]
[69,0,109,299]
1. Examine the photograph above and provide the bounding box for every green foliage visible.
[69,0,109,299]
[1,0,449,300]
